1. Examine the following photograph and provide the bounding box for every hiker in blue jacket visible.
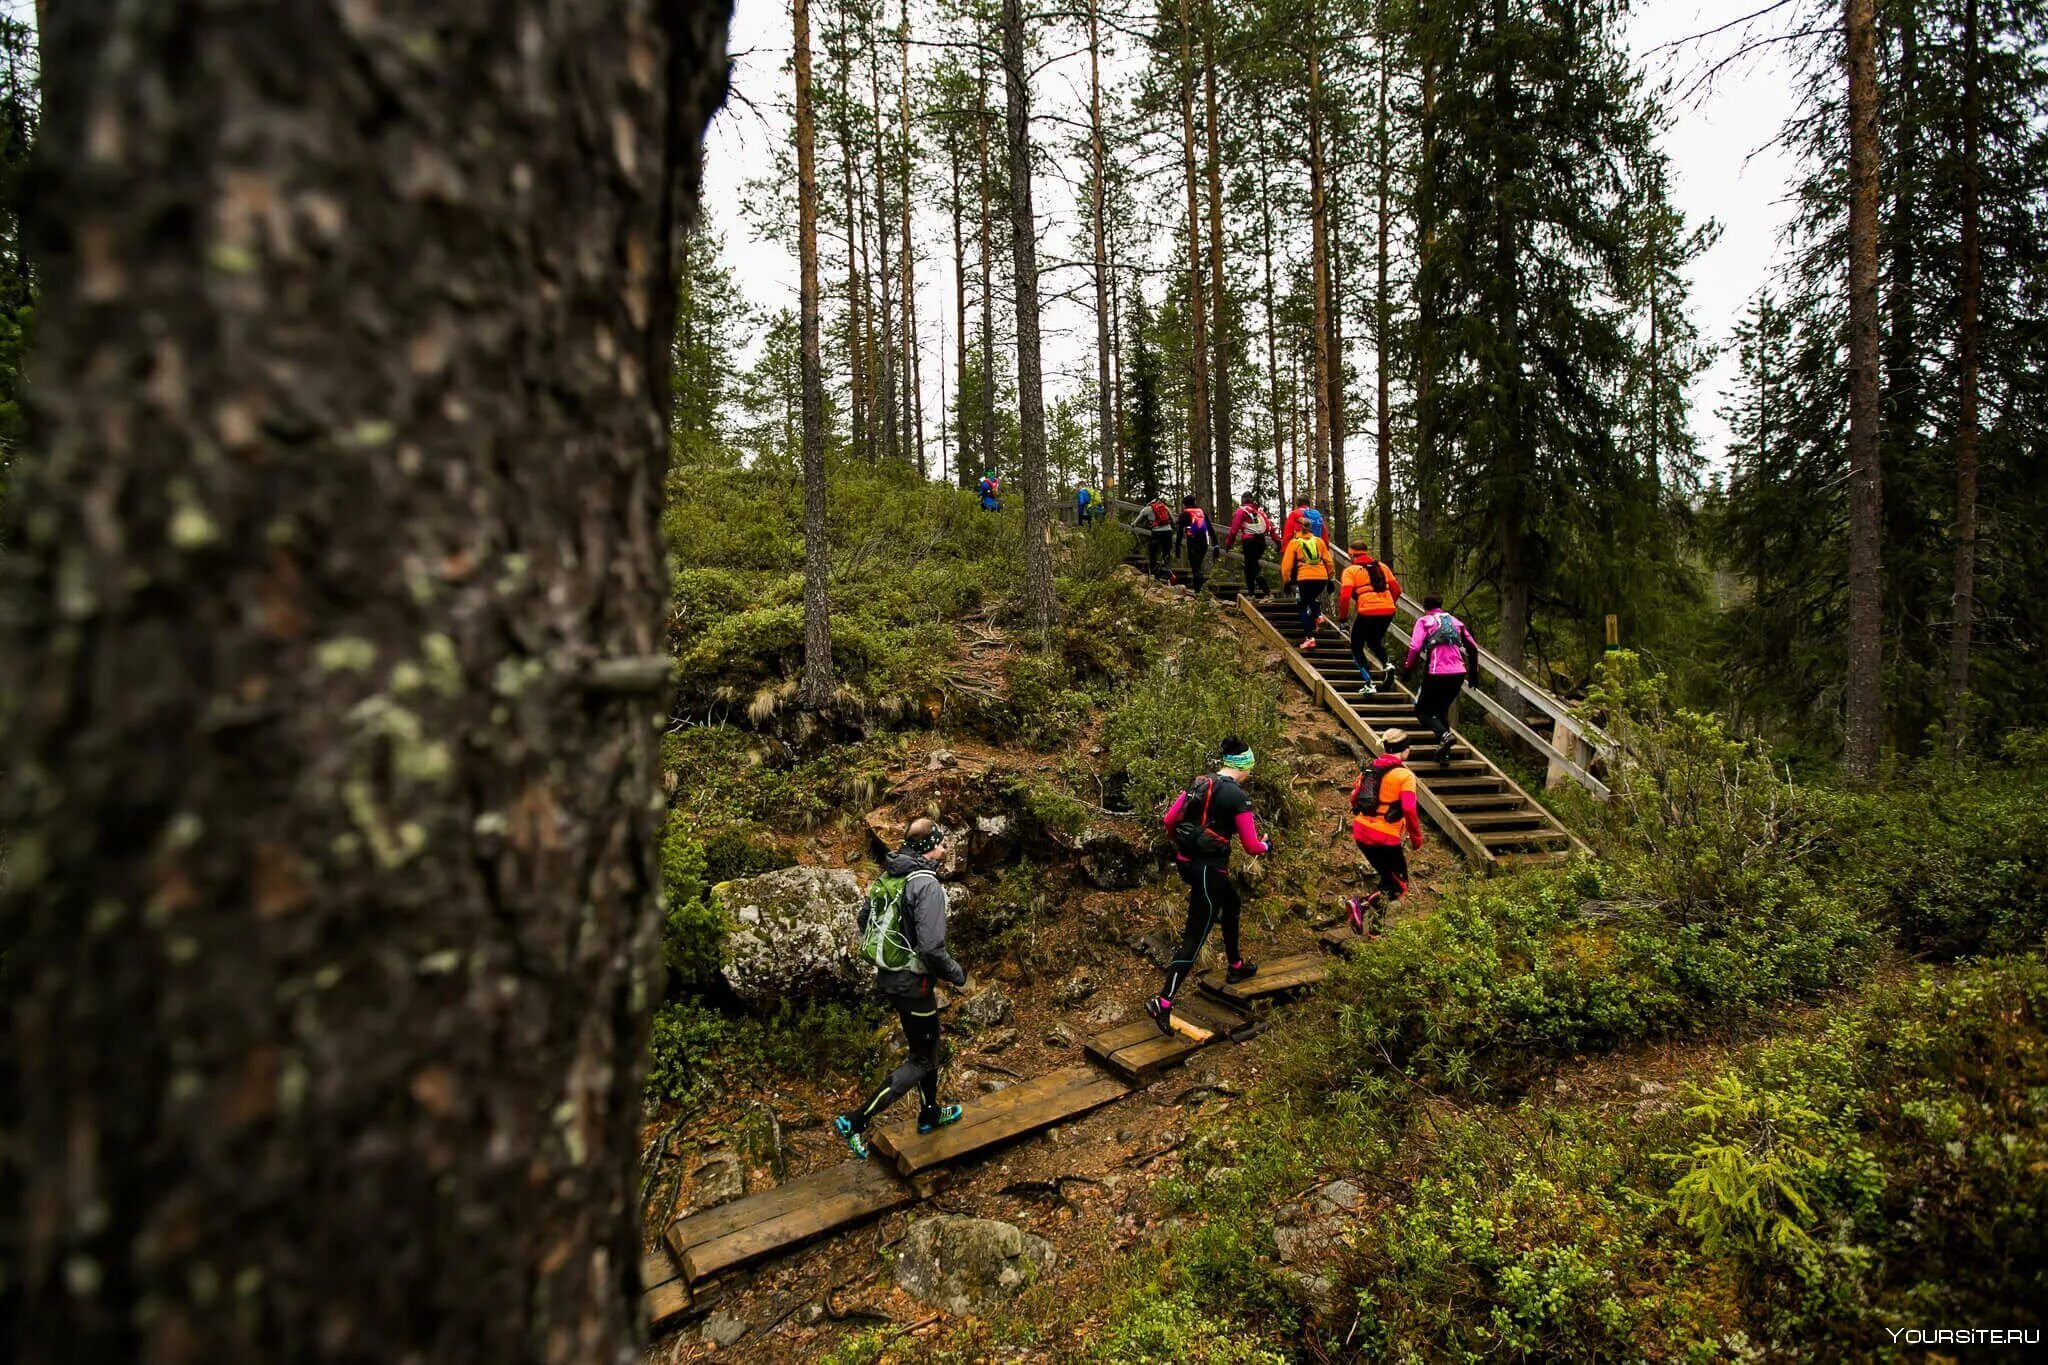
[835,820,968,1158]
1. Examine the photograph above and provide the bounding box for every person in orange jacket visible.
[1339,548,1402,691]
[1278,511,1338,650]
[1345,729,1426,937]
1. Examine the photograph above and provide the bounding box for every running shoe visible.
[833,1115,870,1161]
[1225,960,1260,984]
[917,1104,965,1135]
[1145,997,1174,1036]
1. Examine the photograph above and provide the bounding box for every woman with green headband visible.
[1147,737,1270,1036]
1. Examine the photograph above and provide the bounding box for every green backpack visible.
[858,870,935,972]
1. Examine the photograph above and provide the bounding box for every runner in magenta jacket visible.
[1402,596,1481,768]
[1146,738,1268,1038]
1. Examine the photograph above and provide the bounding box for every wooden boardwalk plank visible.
[869,1065,1129,1175]
[668,1159,915,1284]
[641,1250,692,1330]
[1199,950,1327,1002]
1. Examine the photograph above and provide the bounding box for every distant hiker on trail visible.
[1339,548,1402,690]
[1403,595,1481,768]
[1279,510,1337,651]
[1346,729,1426,938]
[1175,493,1220,594]
[1131,496,1176,578]
[978,470,1003,512]
[1147,737,1268,1037]
[836,819,968,1159]
[1224,491,1275,597]
[1076,483,1101,527]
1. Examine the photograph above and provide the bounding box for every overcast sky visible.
[700,1,1812,494]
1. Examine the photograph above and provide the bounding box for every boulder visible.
[686,1156,745,1212]
[1077,826,1151,890]
[956,983,1012,1031]
[714,865,864,1002]
[699,1311,749,1348]
[894,1216,1056,1316]
[1053,970,1097,1007]
[1084,997,1128,1027]
[968,813,1018,868]
[1132,929,1178,969]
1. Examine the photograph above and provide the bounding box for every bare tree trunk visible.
[838,40,869,463]
[1414,4,1440,562]
[1110,243,1126,489]
[1002,0,1057,631]
[1492,0,1531,680]
[1255,102,1284,510]
[3,2,732,1359]
[899,0,921,474]
[797,0,835,710]
[1374,0,1394,559]
[1175,0,1212,506]
[1307,18,1332,509]
[870,48,898,465]
[1844,0,1885,782]
[1089,0,1116,494]
[1202,0,1233,512]
[1946,0,1982,750]
[977,50,997,478]
[950,125,972,488]
[1327,165,1347,550]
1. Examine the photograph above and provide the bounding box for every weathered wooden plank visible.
[1319,923,1369,952]
[1085,1019,1163,1055]
[1173,992,1252,1039]
[641,1247,693,1332]
[662,1172,823,1257]
[677,1159,918,1282]
[870,1066,1128,1175]
[1199,950,1328,1002]
[1093,1030,1203,1081]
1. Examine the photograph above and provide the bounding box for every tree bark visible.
[1175,0,1212,506]
[1256,101,1285,511]
[869,45,898,465]
[1326,156,1347,551]
[797,0,834,709]
[1414,2,1441,564]
[3,2,732,1360]
[1089,0,1116,495]
[1946,0,1981,749]
[1201,0,1233,512]
[1374,0,1394,559]
[899,0,920,474]
[838,35,869,463]
[1307,17,1333,510]
[950,122,972,488]
[976,49,997,480]
[1844,0,1885,782]
[1001,0,1057,631]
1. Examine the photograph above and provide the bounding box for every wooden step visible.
[641,1250,692,1331]
[1422,777,1509,794]
[666,1158,917,1284]
[1198,950,1327,1002]
[868,1065,1128,1175]
[1478,827,1571,847]
[1434,794,1528,814]
[1453,809,1551,829]
[1083,995,1248,1081]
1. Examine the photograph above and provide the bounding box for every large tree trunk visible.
[899,0,921,475]
[1414,4,1441,567]
[1176,0,1212,507]
[870,49,898,465]
[3,2,732,1360]
[797,0,834,709]
[1307,20,1333,509]
[1001,0,1057,631]
[1844,0,1885,782]
[1946,0,1982,749]
[838,42,869,464]
[976,51,997,480]
[1256,102,1285,511]
[950,126,971,488]
[1326,167,1347,551]
[1373,0,1394,560]
[1089,0,1116,496]
[1201,0,1233,512]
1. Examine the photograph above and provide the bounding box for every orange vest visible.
[1351,764,1416,844]
[1342,560,1400,616]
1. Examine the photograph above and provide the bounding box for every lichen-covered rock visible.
[714,865,864,1002]
[956,983,1012,1031]
[1077,826,1151,889]
[894,1216,1056,1316]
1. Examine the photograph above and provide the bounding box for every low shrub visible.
[1101,636,1290,821]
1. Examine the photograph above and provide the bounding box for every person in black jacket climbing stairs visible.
[1175,493,1220,594]
[1146,738,1269,1036]
[836,820,968,1159]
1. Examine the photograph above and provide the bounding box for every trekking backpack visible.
[1185,508,1208,537]
[1351,767,1407,822]
[1169,776,1235,859]
[857,870,935,972]
[1150,499,1172,527]
[1244,506,1273,539]
[1426,612,1463,650]
[1365,559,1387,594]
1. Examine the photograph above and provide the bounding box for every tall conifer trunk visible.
[1844,0,1886,781]
[1373,0,1394,559]
[1001,0,1057,630]
[1089,0,1116,495]
[1947,0,1982,748]
[797,0,834,709]
[977,50,997,479]
[1202,0,1233,512]
[1176,0,1212,506]
[1307,16,1333,510]
[3,2,733,1357]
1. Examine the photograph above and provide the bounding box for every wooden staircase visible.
[1240,595,1587,867]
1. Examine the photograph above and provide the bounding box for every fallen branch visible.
[1130,1136,1185,1168]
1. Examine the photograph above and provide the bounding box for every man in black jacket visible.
[835,819,968,1159]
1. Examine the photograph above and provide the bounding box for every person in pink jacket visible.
[1403,595,1481,768]
[1146,737,1269,1037]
